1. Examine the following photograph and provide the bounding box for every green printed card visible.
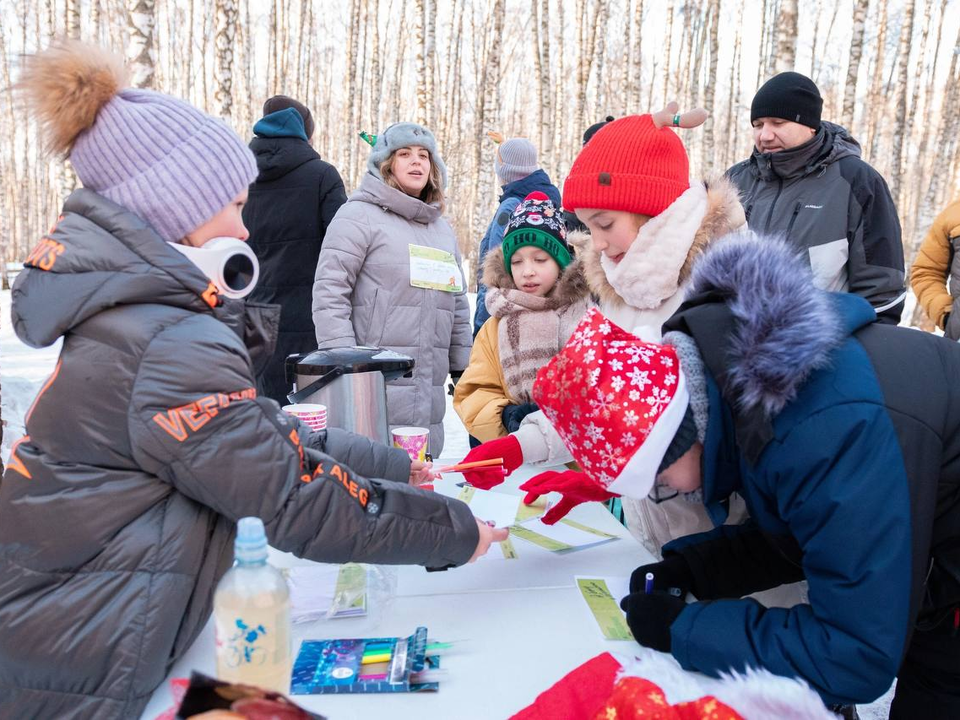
[575,577,632,641]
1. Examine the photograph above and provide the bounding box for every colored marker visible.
[359,672,388,682]
[361,652,392,665]
[363,643,393,655]
[426,641,455,653]
[644,572,654,594]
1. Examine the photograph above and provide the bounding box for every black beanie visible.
[582,116,615,146]
[751,72,822,130]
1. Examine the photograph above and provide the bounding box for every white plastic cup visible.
[282,404,327,431]
[392,426,430,462]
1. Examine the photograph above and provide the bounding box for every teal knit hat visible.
[502,191,572,272]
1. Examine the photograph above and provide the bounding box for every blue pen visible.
[644,571,654,594]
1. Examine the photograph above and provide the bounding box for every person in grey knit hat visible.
[495,137,538,185]
[367,121,448,189]
[314,121,473,455]
[473,136,562,335]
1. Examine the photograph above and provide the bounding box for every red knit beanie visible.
[562,115,690,218]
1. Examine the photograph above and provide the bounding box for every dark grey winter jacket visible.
[0,190,478,719]
[727,121,906,323]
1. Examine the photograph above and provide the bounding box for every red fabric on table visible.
[509,652,622,720]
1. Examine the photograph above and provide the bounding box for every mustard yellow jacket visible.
[911,199,960,332]
[453,316,514,442]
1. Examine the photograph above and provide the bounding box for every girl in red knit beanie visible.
[458,105,752,559]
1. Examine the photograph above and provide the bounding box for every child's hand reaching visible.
[409,460,439,486]
[469,520,510,562]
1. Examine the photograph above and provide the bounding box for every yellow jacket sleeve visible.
[911,199,960,329]
[453,318,514,442]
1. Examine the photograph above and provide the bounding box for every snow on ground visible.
[0,287,896,716]
[1,289,60,466]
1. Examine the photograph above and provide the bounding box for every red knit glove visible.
[460,435,524,489]
[520,470,616,524]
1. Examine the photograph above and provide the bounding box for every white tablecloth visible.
[140,461,657,720]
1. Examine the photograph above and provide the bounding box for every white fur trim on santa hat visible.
[606,369,689,498]
[601,183,709,310]
[611,649,838,720]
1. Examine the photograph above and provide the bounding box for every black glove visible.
[447,371,463,397]
[501,402,539,433]
[619,590,687,652]
[629,554,694,597]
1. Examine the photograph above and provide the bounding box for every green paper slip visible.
[498,536,519,559]
[515,497,547,523]
[508,524,574,552]
[456,486,476,503]
[576,578,633,641]
[559,518,618,539]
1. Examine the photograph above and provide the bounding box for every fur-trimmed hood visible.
[481,244,590,312]
[577,174,745,311]
[673,233,852,418]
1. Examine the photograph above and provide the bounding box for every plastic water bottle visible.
[213,517,292,692]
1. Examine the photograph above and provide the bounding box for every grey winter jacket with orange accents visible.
[0,189,478,719]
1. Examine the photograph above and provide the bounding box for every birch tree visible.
[628,0,643,113]
[889,0,915,205]
[775,0,798,72]
[214,0,237,120]
[127,0,156,89]
[539,0,552,166]
[866,0,889,158]
[701,0,720,170]
[415,0,427,125]
[842,0,869,128]
[65,0,80,38]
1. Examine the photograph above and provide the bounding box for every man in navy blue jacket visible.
[528,233,960,716]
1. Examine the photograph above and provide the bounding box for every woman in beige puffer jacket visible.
[312,123,472,456]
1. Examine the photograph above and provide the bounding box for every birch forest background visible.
[1,0,959,327]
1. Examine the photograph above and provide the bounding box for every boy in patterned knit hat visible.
[454,192,592,457]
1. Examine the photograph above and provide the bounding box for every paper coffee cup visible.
[283,404,327,431]
[392,426,430,462]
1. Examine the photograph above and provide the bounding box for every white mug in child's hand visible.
[392,426,430,462]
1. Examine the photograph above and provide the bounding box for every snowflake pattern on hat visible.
[533,308,687,495]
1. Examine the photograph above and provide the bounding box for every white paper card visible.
[409,244,463,292]
[514,516,620,551]
[462,488,522,528]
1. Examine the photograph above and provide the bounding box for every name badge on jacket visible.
[408,244,463,293]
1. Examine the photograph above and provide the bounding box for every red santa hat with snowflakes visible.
[532,308,698,498]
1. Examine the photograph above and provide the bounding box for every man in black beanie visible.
[727,71,905,324]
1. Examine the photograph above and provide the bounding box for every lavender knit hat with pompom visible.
[69,89,258,242]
